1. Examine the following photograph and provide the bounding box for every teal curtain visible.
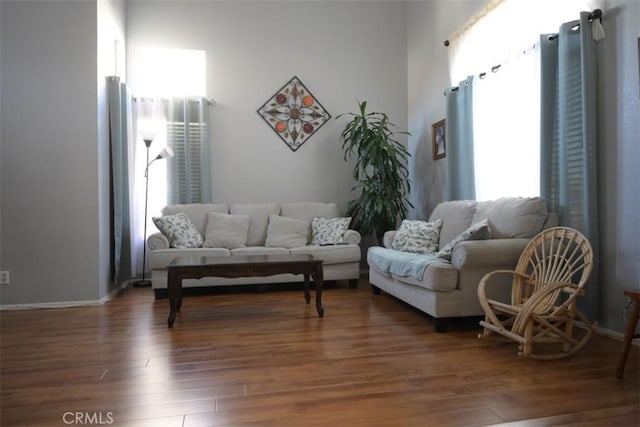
[540,12,600,320]
[445,76,475,201]
[166,97,212,204]
[107,76,134,284]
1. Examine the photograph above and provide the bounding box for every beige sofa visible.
[367,197,554,332]
[148,202,361,298]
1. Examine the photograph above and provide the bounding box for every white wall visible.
[406,0,640,332]
[0,1,100,304]
[125,0,408,210]
[406,0,488,220]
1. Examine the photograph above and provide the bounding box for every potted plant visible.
[337,100,412,244]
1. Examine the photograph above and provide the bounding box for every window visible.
[472,47,540,201]
[134,47,206,98]
[165,103,211,204]
[447,0,602,201]
[132,48,211,240]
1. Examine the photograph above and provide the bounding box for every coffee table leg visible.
[176,280,183,312]
[313,267,324,317]
[167,270,178,328]
[303,273,311,304]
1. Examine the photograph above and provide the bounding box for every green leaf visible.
[337,100,412,244]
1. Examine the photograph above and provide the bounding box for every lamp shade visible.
[138,119,165,143]
[156,147,174,160]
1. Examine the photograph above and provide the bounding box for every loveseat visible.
[367,197,555,332]
[148,202,361,298]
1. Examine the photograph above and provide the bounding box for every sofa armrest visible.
[148,232,170,250]
[451,238,530,269]
[383,230,397,248]
[344,229,362,245]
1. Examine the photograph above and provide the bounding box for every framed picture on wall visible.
[432,119,446,160]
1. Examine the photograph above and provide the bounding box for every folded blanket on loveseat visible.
[368,247,448,281]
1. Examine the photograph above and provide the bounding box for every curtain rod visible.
[443,62,510,96]
[443,8,604,95]
[133,96,216,106]
[444,8,603,47]
[548,9,603,41]
[104,77,215,105]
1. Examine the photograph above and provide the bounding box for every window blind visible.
[166,120,208,204]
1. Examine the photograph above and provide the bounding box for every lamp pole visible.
[133,119,172,289]
[133,138,153,287]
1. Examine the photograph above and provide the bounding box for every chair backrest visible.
[512,227,593,309]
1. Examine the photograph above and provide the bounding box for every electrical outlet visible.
[0,271,9,285]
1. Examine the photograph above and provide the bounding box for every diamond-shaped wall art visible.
[257,76,331,152]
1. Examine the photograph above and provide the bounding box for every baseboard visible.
[0,281,129,311]
[575,321,639,346]
[595,324,640,346]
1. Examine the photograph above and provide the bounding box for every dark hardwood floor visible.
[1,276,638,426]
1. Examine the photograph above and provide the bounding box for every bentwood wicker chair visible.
[477,227,596,359]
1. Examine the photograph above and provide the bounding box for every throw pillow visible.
[152,213,203,249]
[202,212,250,249]
[436,219,491,260]
[311,217,352,245]
[265,215,309,249]
[391,219,443,255]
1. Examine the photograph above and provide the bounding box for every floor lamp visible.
[133,125,174,288]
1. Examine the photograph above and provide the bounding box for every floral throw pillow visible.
[311,217,352,245]
[436,219,491,260]
[391,219,443,255]
[152,213,203,249]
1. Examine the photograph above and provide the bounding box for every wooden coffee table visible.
[166,254,324,328]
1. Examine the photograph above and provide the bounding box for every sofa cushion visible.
[436,219,491,261]
[230,247,290,255]
[390,262,459,292]
[162,203,229,235]
[152,213,203,249]
[311,217,352,245]
[472,197,547,239]
[150,247,231,269]
[391,219,442,255]
[429,200,477,249]
[290,244,361,265]
[203,212,250,249]
[230,203,280,246]
[280,202,341,222]
[265,215,309,248]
